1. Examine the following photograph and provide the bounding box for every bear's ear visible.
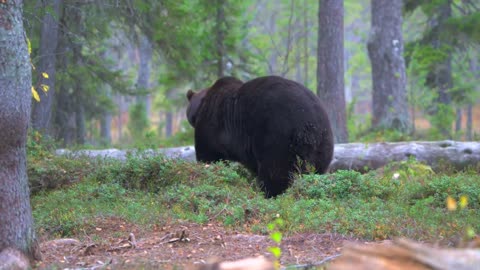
[187,90,195,101]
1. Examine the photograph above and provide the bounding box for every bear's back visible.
[236,76,329,128]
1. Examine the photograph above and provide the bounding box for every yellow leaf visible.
[267,246,281,258]
[466,226,476,239]
[459,195,468,209]
[42,72,49,79]
[446,196,457,211]
[27,37,32,55]
[32,87,40,102]
[40,84,50,92]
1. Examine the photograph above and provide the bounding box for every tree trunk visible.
[75,103,86,145]
[426,1,453,137]
[466,55,477,141]
[216,0,225,77]
[0,0,41,262]
[31,0,62,135]
[100,113,112,145]
[367,0,410,132]
[135,35,152,116]
[455,108,462,133]
[295,36,303,83]
[317,0,348,143]
[303,0,309,86]
[165,111,173,138]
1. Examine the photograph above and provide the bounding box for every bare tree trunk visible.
[75,103,86,144]
[466,55,477,141]
[367,0,410,132]
[466,105,473,141]
[426,1,453,137]
[135,35,152,115]
[31,0,62,135]
[455,108,462,133]
[100,113,112,145]
[303,0,309,86]
[55,85,76,146]
[317,0,348,143]
[0,0,41,262]
[53,7,70,146]
[216,0,225,77]
[165,111,173,138]
[295,34,303,83]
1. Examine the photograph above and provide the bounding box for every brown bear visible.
[186,76,334,198]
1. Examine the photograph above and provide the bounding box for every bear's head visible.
[186,88,208,127]
[186,77,244,127]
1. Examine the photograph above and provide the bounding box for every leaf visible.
[446,196,457,211]
[270,231,282,244]
[42,72,49,79]
[459,195,468,209]
[27,37,32,55]
[267,246,282,258]
[466,226,476,239]
[40,84,50,92]
[32,87,40,102]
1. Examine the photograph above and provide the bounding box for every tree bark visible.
[165,111,173,138]
[216,0,225,77]
[455,108,462,133]
[135,34,152,115]
[75,103,86,144]
[0,0,41,262]
[466,55,477,141]
[426,1,453,137]
[317,0,349,143]
[367,0,410,132]
[100,113,112,145]
[31,0,62,135]
[466,105,473,141]
[303,0,309,86]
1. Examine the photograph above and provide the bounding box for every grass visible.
[28,144,480,244]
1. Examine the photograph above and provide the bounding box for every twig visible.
[210,207,227,221]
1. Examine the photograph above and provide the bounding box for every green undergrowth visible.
[29,149,480,243]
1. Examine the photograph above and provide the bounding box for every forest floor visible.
[34,216,367,269]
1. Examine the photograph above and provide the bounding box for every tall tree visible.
[427,0,453,137]
[216,0,226,77]
[403,0,479,137]
[317,0,348,143]
[31,0,62,134]
[367,0,410,132]
[135,34,152,114]
[0,0,41,262]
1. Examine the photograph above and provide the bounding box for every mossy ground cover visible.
[29,147,480,244]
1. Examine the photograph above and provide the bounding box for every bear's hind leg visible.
[257,161,293,198]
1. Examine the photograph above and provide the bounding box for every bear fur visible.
[186,76,334,198]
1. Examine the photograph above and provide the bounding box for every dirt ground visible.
[34,216,366,269]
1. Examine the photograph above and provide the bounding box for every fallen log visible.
[56,141,480,172]
[330,140,480,172]
[328,238,480,270]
